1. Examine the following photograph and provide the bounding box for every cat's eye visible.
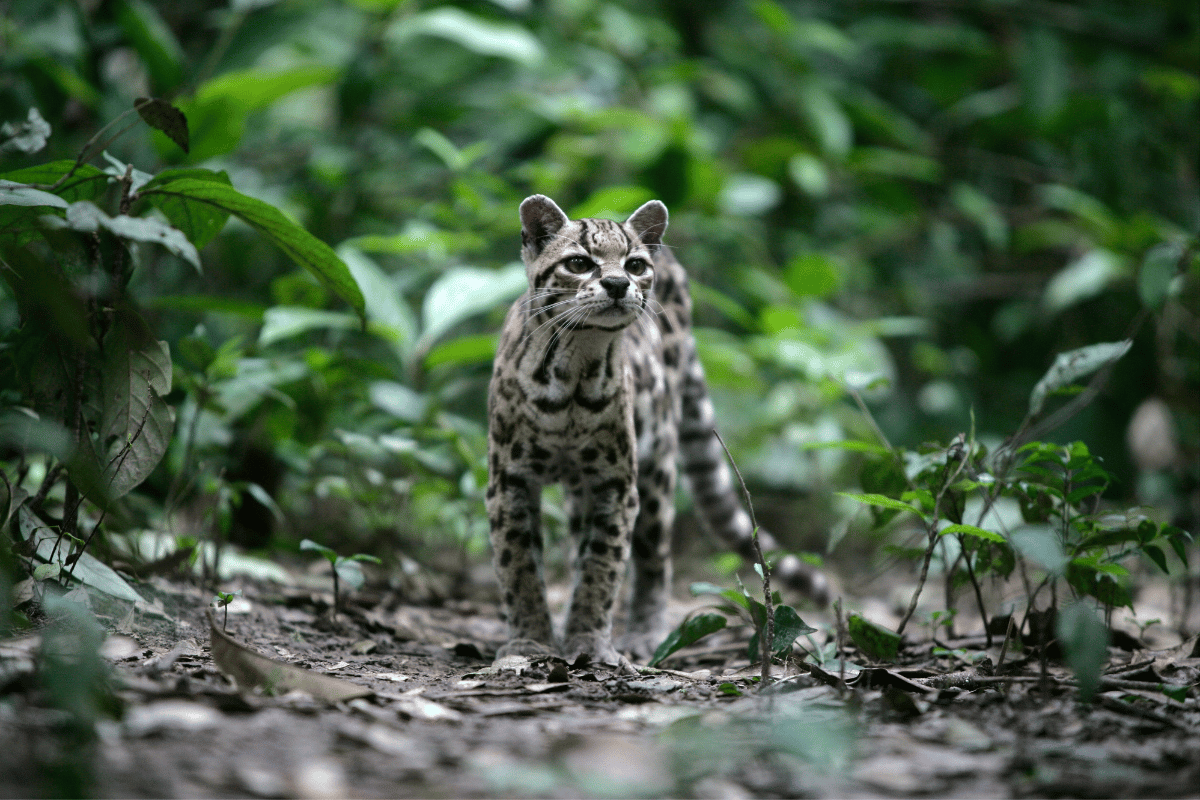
[563,256,593,274]
[625,257,649,276]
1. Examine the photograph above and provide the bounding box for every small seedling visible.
[300,540,381,615]
[212,589,241,632]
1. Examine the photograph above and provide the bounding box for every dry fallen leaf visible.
[207,610,371,702]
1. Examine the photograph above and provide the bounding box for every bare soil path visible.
[2,567,1198,798]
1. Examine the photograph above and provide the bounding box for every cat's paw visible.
[564,632,638,674]
[495,638,557,660]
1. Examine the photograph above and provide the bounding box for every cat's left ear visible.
[626,200,668,249]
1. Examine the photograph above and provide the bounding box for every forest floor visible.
[1,551,1199,799]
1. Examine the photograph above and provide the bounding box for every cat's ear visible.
[520,195,569,256]
[626,200,668,248]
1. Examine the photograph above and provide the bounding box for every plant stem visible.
[712,430,773,688]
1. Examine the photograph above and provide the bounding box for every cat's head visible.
[518,194,668,330]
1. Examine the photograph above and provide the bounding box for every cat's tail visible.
[677,344,831,606]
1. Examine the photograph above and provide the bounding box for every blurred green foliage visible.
[1,0,1196,589]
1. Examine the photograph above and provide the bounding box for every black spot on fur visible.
[511,440,524,459]
[581,447,598,462]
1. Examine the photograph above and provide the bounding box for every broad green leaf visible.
[141,168,232,248]
[193,65,341,112]
[115,0,184,93]
[836,492,923,517]
[570,186,656,220]
[59,201,200,271]
[940,523,1006,543]
[338,245,418,354]
[424,334,498,369]
[801,439,891,456]
[335,559,366,591]
[388,8,545,65]
[690,581,752,611]
[1010,524,1068,575]
[1043,249,1125,314]
[1141,544,1168,574]
[1028,340,1132,414]
[1056,601,1108,701]
[300,539,337,561]
[18,507,145,603]
[748,604,818,661]
[1138,242,1182,310]
[419,264,526,351]
[259,306,359,347]
[849,147,941,182]
[142,179,364,318]
[0,162,108,202]
[951,183,1008,248]
[718,173,782,217]
[99,311,174,500]
[847,614,900,662]
[369,381,428,423]
[648,612,727,667]
[0,180,68,208]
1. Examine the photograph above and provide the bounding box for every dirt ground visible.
[2,554,1199,799]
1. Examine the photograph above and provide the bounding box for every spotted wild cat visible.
[486,195,828,665]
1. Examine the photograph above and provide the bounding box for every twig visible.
[712,430,774,689]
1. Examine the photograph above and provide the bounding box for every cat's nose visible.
[600,276,629,299]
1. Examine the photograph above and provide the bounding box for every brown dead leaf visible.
[207,610,370,702]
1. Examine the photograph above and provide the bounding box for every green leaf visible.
[418,264,526,351]
[570,186,656,220]
[334,559,366,591]
[1010,524,1068,575]
[940,523,1006,543]
[116,0,184,93]
[836,492,923,517]
[1056,601,1108,702]
[1028,340,1133,415]
[369,381,428,423]
[847,614,900,662]
[98,310,174,500]
[424,334,498,369]
[258,306,359,347]
[689,581,752,611]
[17,507,145,603]
[1138,242,1183,310]
[648,612,727,667]
[388,8,545,65]
[141,168,232,248]
[1141,544,1168,574]
[300,539,337,562]
[801,439,891,456]
[1042,249,1126,314]
[142,179,364,318]
[748,604,818,661]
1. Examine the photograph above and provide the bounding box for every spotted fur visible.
[487,195,828,664]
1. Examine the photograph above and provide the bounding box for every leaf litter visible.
[1,564,1198,798]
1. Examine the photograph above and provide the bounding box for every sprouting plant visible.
[299,539,382,616]
[212,589,242,632]
[829,339,1193,697]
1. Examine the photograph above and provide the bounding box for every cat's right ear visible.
[520,195,569,256]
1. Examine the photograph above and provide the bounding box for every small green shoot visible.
[212,589,241,632]
[648,612,727,667]
[300,539,382,615]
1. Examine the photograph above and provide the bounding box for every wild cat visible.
[486,195,828,665]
